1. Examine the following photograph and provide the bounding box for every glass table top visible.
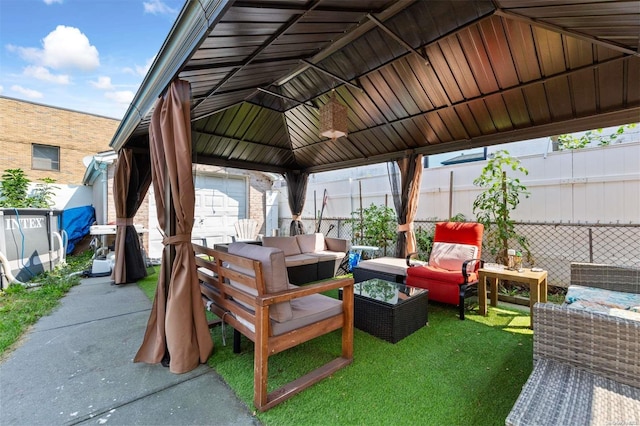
[353,278,426,306]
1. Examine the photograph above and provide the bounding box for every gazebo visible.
[107,0,640,373]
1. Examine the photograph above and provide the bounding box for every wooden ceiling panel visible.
[457,25,501,94]
[502,89,531,127]
[454,104,483,138]
[502,19,542,83]
[568,69,597,116]
[483,93,514,131]
[478,17,520,89]
[438,36,482,99]
[521,84,552,125]
[425,44,465,103]
[466,98,498,134]
[598,61,626,111]
[544,78,574,120]
[532,27,567,76]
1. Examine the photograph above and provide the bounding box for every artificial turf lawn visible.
[138,274,533,425]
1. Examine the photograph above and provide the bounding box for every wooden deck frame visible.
[193,243,354,411]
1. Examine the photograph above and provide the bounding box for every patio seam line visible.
[32,308,152,333]
[61,367,215,426]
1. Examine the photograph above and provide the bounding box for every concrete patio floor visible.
[0,276,259,426]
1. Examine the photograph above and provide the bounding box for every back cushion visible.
[261,236,302,256]
[228,243,292,322]
[434,222,484,259]
[296,233,324,253]
[429,242,478,272]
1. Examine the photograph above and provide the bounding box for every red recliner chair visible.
[406,222,484,320]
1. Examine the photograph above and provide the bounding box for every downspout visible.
[95,161,109,247]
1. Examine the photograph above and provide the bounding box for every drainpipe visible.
[95,161,109,247]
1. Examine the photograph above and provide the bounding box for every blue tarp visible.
[62,206,95,254]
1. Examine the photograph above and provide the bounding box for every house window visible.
[32,144,60,171]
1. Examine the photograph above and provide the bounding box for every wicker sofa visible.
[261,233,349,285]
[506,263,640,425]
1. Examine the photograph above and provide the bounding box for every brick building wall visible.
[0,96,118,184]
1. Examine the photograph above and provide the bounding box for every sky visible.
[0,0,185,119]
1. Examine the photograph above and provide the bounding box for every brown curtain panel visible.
[134,79,213,374]
[285,170,309,236]
[388,154,423,258]
[112,148,152,285]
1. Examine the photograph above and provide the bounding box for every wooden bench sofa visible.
[506,263,640,425]
[194,242,354,412]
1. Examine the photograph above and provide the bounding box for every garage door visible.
[147,173,247,260]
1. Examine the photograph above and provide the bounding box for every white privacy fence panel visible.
[279,142,640,226]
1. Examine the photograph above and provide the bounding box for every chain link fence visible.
[279,218,640,288]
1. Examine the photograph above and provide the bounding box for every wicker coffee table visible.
[340,278,428,343]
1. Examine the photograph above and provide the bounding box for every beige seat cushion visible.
[227,243,292,323]
[271,287,343,336]
[284,253,319,267]
[296,233,325,253]
[262,236,302,256]
[306,251,346,262]
[356,257,421,276]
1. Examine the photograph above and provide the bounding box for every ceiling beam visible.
[192,153,289,174]
[366,13,428,63]
[257,87,318,109]
[301,60,362,91]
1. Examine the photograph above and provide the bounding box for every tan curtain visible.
[134,79,213,374]
[388,154,423,258]
[112,148,152,285]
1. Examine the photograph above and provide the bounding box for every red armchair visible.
[406,222,484,320]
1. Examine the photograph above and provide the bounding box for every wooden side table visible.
[478,267,548,328]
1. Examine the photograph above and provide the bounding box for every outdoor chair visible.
[193,242,354,412]
[405,222,484,320]
[232,218,259,242]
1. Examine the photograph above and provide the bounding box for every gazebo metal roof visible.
[111,0,640,174]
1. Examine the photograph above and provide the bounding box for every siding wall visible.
[0,97,117,184]
[283,142,640,226]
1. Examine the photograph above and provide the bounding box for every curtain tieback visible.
[292,214,302,221]
[397,223,414,232]
[116,217,133,226]
[162,234,192,246]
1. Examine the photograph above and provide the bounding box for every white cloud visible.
[23,65,70,84]
[11,85,44,99]
[123,56,155,77]
[13,25,99,71]
[43,0,63,4]
[91,76,114,90]
[0,85,3,94]
[105,90,134,104]
[143,0,177,15]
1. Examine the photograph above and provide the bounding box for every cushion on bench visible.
[565,285,640,321]
[262,236,302,256]
[356,257,415,276]
[284,254,319,267]
[296,233,325,253]
[228,243,293,322]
